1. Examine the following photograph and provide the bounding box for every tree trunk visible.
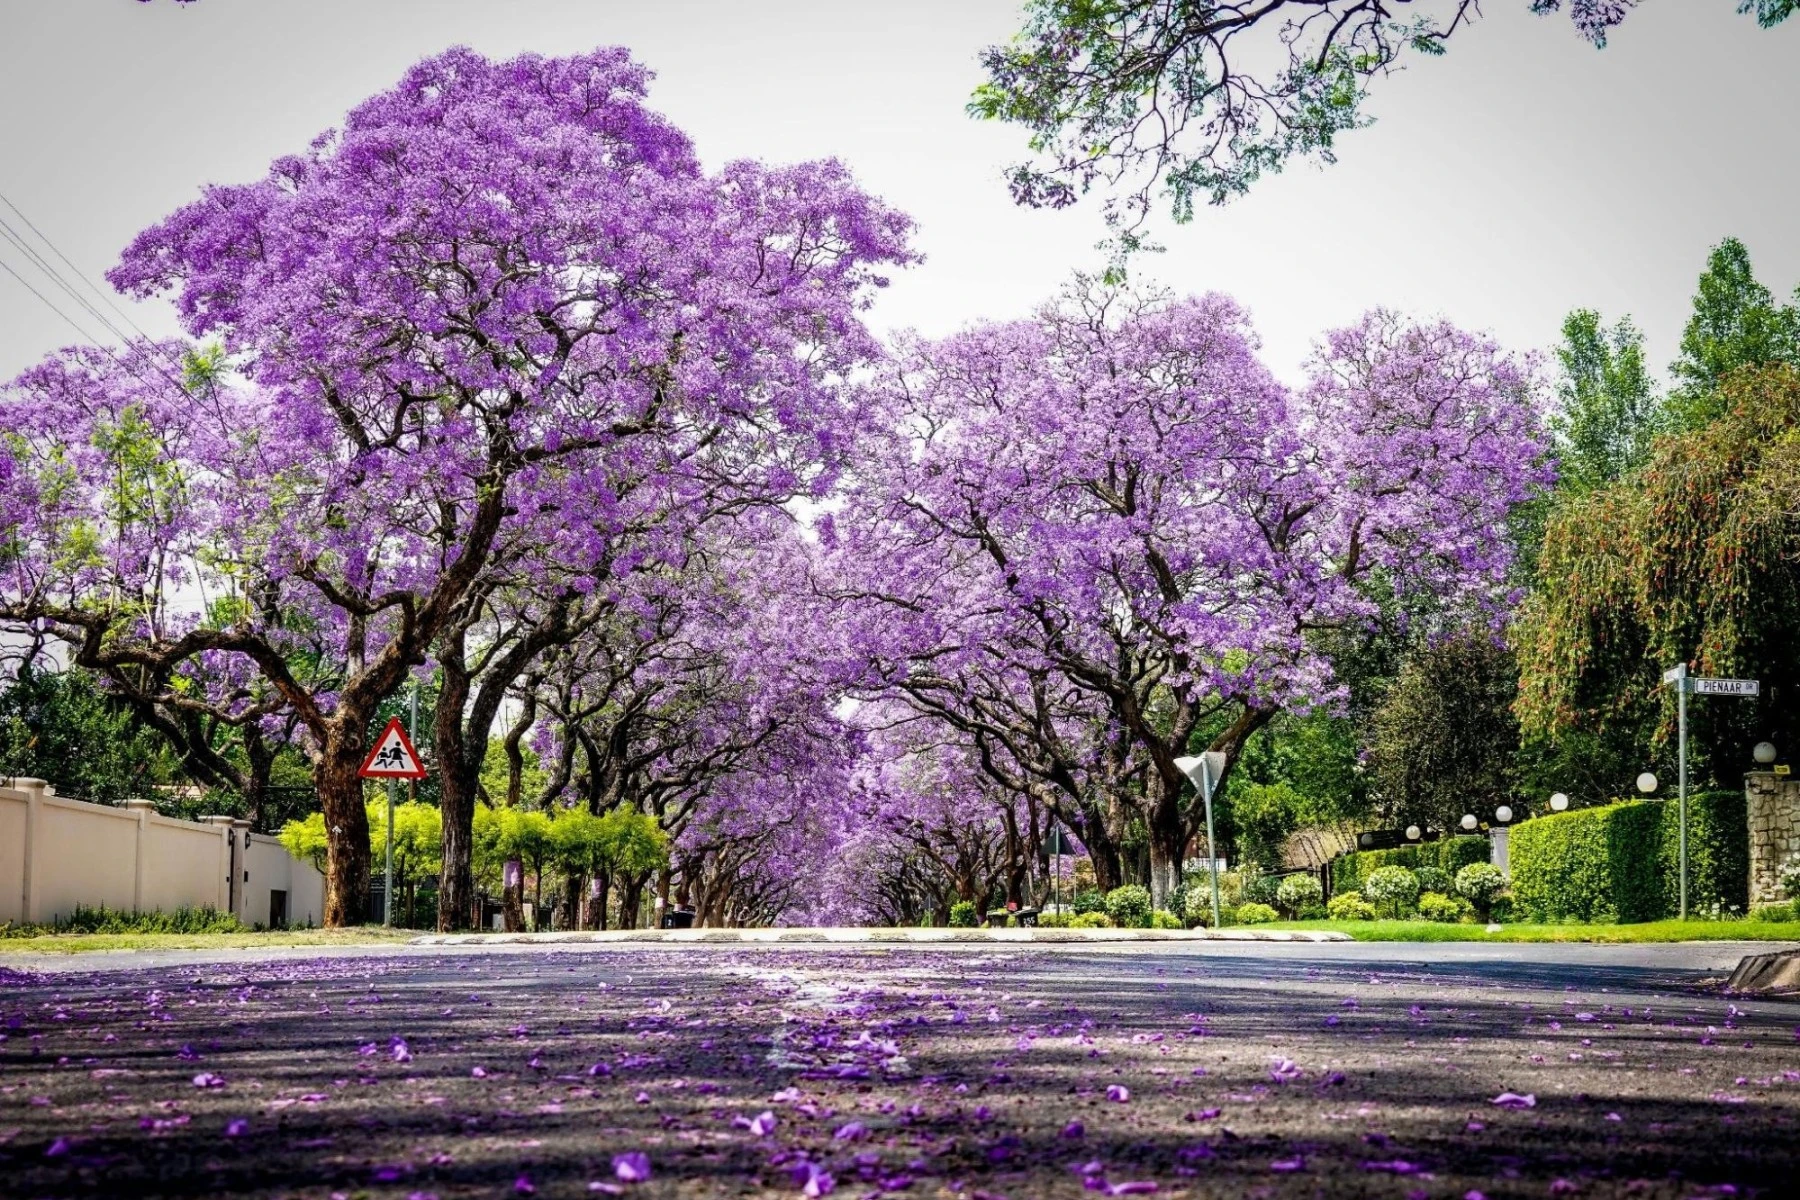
[502,859,525,932]
[435,652,477,933]
[584,874,608,930]
[317,726,372,927]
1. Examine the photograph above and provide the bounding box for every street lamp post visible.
[1174,752,1226,930]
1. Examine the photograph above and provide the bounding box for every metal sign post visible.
[1175,752,1228,929]
[358,716,429,928]
[1662,666,1759,920]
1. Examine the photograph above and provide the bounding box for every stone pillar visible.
[1745,771,1800,906]
[8,778,49,924]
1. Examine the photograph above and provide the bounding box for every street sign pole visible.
[385,778,396,928]
[1662,667,1760,920]
[1177,752,1227,929]
[1677,666,1688,921]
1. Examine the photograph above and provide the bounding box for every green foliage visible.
[1751,902,1794,922]
[1273,872,1323,917]
[1552,309,1661,493]
[1509,802,1666,922]
[366,798,442,891]
[1069,911,1113,928]
[1369,636,1520,833]
[1331,837,1489,895]
[1413,866,1452,895]
[1326,892,1377,921]
[1660,791,1748,915]
[1454,862,1508,913]
[1241,872,1280,907]
[1,903,241,937]
[478,739,549,808]
[279,811,328,871]
[1416,891,1471,923]
[1150,909,1184,930]
[1229,780,1308,871]
[1363,865,1420,917]
[1780,851,1800,901]
[1235,902,1279,925]
[1667,238,1800,427]
[0,665,166,803]
[1104,884,1153,928]
[948,900,978,927]
[1071,889,1105,915]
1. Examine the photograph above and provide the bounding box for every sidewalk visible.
[408,925,1354,945]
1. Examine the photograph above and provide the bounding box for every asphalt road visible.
[3,941,1798,1198]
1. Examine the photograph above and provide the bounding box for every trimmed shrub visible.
[1182,884,1213,926]
[1150,909,1184,929]
[1104,885,1153,928]
[1236,902,1279,925]
[1070,911,1114,929]
[1168,882,1190,924]
[1,904,243,937]
[1363,866,1420,917]
[1331,837,1489,895]
[1414,866,1453,895]
[948,901,978,928]
[1416,892,1471,923]
[1274,873,1324,917]
[1659,791,1748,916]
[1242,873,1281,907]
[1035,911,1070,928]
[1072,889,1106,915]
[1326,893,1377,921]
[1509,801,1664,922]
[1454,862,1507,916]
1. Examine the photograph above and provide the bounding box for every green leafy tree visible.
[1369,635,1520,833]
[279,812,329,871]
[1667,238,1800,429]
[1551,309,1660,492]
[0,665,166,802]
[367,799,443,925]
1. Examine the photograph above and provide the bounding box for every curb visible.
[408,927,1354,946]
[1725,947,1800,995]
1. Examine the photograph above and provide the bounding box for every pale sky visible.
[0,0,1795,387]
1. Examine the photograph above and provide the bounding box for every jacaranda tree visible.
[1,46,913,924]
[826,283,1549,908]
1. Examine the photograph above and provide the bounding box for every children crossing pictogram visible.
[357,717,428,780]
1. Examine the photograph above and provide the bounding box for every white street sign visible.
[1692,677,1758,697]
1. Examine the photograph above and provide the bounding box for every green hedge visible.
[1658,791,1748,917]
[1510,802,1663,922]
[1330,837,1489,896]
[1509,795,1749,923]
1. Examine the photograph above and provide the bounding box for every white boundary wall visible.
[0,778,323,927]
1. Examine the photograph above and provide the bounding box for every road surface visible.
[2,941,1796,1198]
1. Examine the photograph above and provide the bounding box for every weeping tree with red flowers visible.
[0,46,913,925]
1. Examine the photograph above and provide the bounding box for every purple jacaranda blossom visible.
[45,1137,71,1157]
[588,1062,612,1077]
[471,1066,488,1078]
[192,1072,225,1088]
[514,1175,536,1194]
[1269,1058,1302,1082]
[745,1110,777,1136]
[1363,1160,1423,1174]
[789,1161,835,1196]
[178,1044,200,1060]
[1061,1120,1086,1139]
[1491,1092,1537,1109]
[1270,1156,1306,1172]
[612,1152,651,1182]
[1106,1085,1130,1102]
[833,1121,868,1141]
[223,1119,249,1137]
[1104,1184,1158,1196]
[391,1038,412,1063]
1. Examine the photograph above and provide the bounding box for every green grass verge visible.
[0,927,419,954]
[1260,918,1800,943]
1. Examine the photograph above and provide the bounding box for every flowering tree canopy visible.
[825,285,1549,906]
[1,46,913,925]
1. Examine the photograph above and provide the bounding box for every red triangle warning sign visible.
[358,717,428,779]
